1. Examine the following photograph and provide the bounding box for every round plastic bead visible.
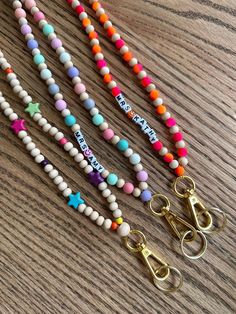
[40,69,52,80]
[48,84,59,95]
[43,24,54,36]
[140,190,152,202]
[83,98,95,110]
[33,54,45,65]
[117,139,129,152]
[67,66,79,78]
[92,114,104,126]
[107,173,118,186]
[64,115,76,126]
[136,171,148,182]
[27,39,38,50]
[129,153,141,165]
[59,52,71,63]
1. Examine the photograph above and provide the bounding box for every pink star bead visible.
[10,119,27,134]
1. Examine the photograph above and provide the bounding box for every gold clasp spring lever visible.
[123,230,183,292]
[173,176,227,234]
[150,194,207,259]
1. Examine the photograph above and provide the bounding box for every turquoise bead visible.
[92,114,104,126]
[33,54,45,65]
[59,52,71,64]
[65,115,76,127]
[107,173,118,186]
[40,69,52,80]
[43,24,54,36]
[129,153,141,165]
[117,139,129,152]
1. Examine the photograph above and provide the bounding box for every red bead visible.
[5,68,13,74]
[172,132,183,142]
[111,222,118,231]
[75,5,84,15]
[67,0,73,4]
[152,141,163,151]
[177,148,188,157]
[111,87,121,97]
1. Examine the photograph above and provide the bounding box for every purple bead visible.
[51,38,62,50]
[27,39,38,50]
[140,190,152,202]
[88,171,104,187]
[67,67,80,78]
[40,159,49,167]
[55,100,67,111]
[136,170,148,182]
[21,24,32,35]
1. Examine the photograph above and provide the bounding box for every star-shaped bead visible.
[88,171,104,187]
[67,192,85,209]
[24,102,41,117]
[10,119,27,134]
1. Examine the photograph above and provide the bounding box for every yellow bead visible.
[116,217,123,225]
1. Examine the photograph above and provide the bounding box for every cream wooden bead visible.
[84,165,93,174]
[123,148,133,157]
[169,160,179,169]
[30,148,40,157]
[64,142,73,151]
[107,194,116,203]
[90,107,99,116]
[117,222,130,237]
[79,12,88,21]
[109,202,118,211]
[74,153,84,162]
[116,179,125,188]
[99,122,108,131]
[42,123,52,132]
[84,206,93,216]
[54,176,63,185]
[22,135,32,144]
[98,182,107,191]
[61,109,71,117]
[78,204,86,213]
[170,126,179,134]
[69,148,79,157]
[80,92,89,101]
[26,142,36,151]
[35,154,44,163]
[111,33,120,42]
[161,112,171,121]
[94,53,104,61]
[72,77,81,84]
[111,135,120,145]
[71,124,80,132]
[179,157,188,166]
[113,209,122,218]
[104,21,112,29]
[159,147,168,156]
[44,164,53,173]
[137,71,147,80]
[79,160,88,168]
[103,219,112,230]
[54,93,63,100]
[120,46,129,55]
[49,127,58,136]
[134,164,143,172]
[49,169,59,179]
[96,216,105,226]
[139,182,148,191]
[90,211,99,221]
[101,170,109,178]
[102,188,111,198]
[9,113,18,121]
[133,188,141,198]
[54,132,64,141]
[62,188,72,197]
[58,181,67,191]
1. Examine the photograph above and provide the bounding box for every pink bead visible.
[141,76,152,87]
[166,118,176,128]
[74,83,86,94]
[172,132,183,142]
[136,171,148,182]
[123,182,134,194]
[25,0,36,9]
[152,141,163,151]
[76,5,85,14]
[111,87,121,97]
[59,138,68,145]
[115,39,125,50]
[103,128,114,140]
[34,11,45,22]
[177,148,188,157]
[15,8,26,19]
[97,60,107,69]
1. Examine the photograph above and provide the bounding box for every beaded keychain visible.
[14,0,209,258]
[64,0,227,235]
[0,82,183,292]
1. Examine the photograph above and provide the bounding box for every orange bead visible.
[111,222,118,231]
[82,18,91,28]
[92,2,101,11]
[89,31,98,40]
[99,13,109,24]
[127,110,135,119]
[149,89,159,100]
[103,74,112,84]
[156,105,166,115]
[123,51,133,62]
[175,166,185,176]
[92,44,102,54]
[163,153,174,163]
[133,64,142,74]
[107,26,116,37]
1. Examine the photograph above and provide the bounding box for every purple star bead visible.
[10,119,27,134]
[88,171,104,187]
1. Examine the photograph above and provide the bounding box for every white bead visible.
[169,160,179,169]
[56,47,65,55]
[78,204,86,213]
[35,155,44,163]
[23,96,32,104]
[22,135,32,144]
[123,148,133,157]
[71,124,80,132]
[116,179,125,188]
[137,71,147,80]
[161,112,171,121]
[49,127,58,136]
[153,98,163,106]
[109,202,118,211]
[54,132,64,141]
[102,188,111,198]
[18,17,27,26]
[18,90,28,99]
[18,131,27,139]
[175,140,185,148]
[9,113,18,121]
[42,123,52,132]
[120,45,129,55]
[113,209,122,218]
[80,92,89,101]
[86,25,94,34]
[7,73,16,81]
[90,211,99,221]
[133,164,143,172]
[111,135,120,145]
[33,113,42,121]
[54,176,63,185]
[96,216,105,226]
[107,194,116,203]
[159,147,168,156]
[62,188,72,197]
[90,107,99,116]
[74,153,84,162]
[90,38,99,46]
[31,7,39,14]
[101,170,109,178]
[111,33,120,42]
[117,222,130,237]
[39,20,47,29]
[32,48,40,56]
[139,182,148,191]
[44,164,53,173]
[100,67,109,75]
[46,78,55,85]
[129,58,138,67]
[99,122,108,131]
[104,21,112,29]
[146,84,155,92]
[64,142,73,151]
[58,181,67,191]
[96,8,105,16]
[103,219,112,230]
[25,34,34,41]
[54,93,63,100]
[107,81,117,89]
[4,108,13,116]
[133,188,141,197]
[72,77,81,84]
[64,61,73,70]
[79,160,88,168]
[170,126,179,134]
[84,165,93,174]
[84,206,93,216]
[38,118,47,126]
[12,1,21,9]
[179,157,188,166]
[26,142,36,151]
[61,109,71,117]
[98,182,107,191]
[72,0,80,9]
[69,148,79,157]
[79,12,88,21]
[49,169,59,179]
[38,63,47,71]
[30,148,40,157]
[0,101,10,110]
[94,53,104,61]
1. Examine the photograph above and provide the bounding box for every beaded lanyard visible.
[15,0,210,259]
[64,0,227,235]
[0,59,182,292]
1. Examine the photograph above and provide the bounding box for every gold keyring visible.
[180,230,207,260]
[153,265,183,293]
[123,230,147,253]
[202,207,227,235]
[149,194,170,217]
[173,176,196,198]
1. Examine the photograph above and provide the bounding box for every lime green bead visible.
[43,24,54,36]
[92,114,104,126]
[107,173,118,186]
[33,54,45,65]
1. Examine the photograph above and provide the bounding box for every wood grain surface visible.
[0,0,236,313]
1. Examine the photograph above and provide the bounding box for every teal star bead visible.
[67,192,85,209]
[25,102,41,117]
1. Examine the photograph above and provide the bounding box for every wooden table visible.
[0,1,235,313]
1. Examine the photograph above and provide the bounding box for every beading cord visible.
[0,89,131,235]
[14,0,154,205]
[65,0,188,177]
[0,49,127,232]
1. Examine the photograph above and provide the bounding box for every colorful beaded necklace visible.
[0,87,183,292]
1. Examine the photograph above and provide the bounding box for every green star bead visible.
[25,103,41,117]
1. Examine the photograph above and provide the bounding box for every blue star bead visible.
[67,192,85,209]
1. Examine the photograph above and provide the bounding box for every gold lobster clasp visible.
[173,176,227,234]
[123,230,183,292]
[149,194,207,259]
